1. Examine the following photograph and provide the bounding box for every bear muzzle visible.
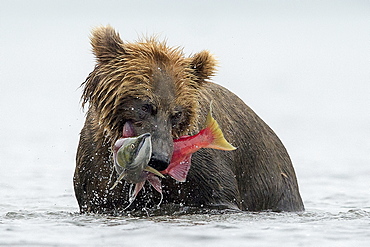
[149,153,171,171]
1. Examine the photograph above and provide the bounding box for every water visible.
[2,155,370,246]
[1,1,370,246]
[1,194,370,246]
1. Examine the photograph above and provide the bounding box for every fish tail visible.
[205,105,237,151]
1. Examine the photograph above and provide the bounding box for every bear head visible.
[81,25,217,171]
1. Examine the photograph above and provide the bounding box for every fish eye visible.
[130,143,136,149]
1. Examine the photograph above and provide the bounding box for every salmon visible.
[110,132,164,208]
[162,106,237,182]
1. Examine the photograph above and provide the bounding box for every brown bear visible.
[73,25,304,214]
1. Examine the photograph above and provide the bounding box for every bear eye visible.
[141,104,156,114]
[171,111,183,126]
[138,103,156,119]
[141,104,151,113]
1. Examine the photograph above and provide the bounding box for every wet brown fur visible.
[82,27,216,143]
[74,26,304,214]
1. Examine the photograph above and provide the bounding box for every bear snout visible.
[147,118,174,171]
[149,153,171,171]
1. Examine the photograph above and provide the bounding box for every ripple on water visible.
[1,207,370,246]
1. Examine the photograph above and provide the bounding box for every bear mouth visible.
[122,121,136,138]
[148,156,170,172]
[120,121,170,171]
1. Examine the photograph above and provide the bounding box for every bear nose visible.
[149,153,170,171]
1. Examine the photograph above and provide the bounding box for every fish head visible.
[131,133,152,170]
[113,133,152,183]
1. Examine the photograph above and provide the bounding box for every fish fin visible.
[167,154,192,182]
[144,166,165,178]
[109,171,127,190]
[147,173,162,194]
[204,106,237,151]
[110,181,119,190]
[124,181,145,210]
[147,173,163,207]
[132,181,145,199]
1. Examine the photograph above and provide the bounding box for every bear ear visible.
[189,50,218,83]
[90,25,125,63]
